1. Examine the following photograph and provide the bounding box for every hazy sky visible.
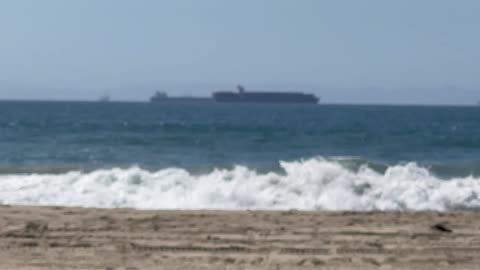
[0,0,479,104]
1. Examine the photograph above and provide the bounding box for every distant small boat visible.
[99,95,110,102]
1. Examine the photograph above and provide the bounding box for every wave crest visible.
[1,158,479,211]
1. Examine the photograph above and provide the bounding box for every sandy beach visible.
[0,205,478,269]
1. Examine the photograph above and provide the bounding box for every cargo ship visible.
[213,85,319,104]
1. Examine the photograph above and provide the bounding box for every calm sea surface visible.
[1,101,479,176]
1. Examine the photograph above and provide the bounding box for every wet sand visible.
[0,205,479,269]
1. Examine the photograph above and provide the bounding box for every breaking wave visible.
[1,158,480,211]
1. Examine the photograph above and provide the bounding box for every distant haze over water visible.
[0,82,478,105]
[1,1,480,104]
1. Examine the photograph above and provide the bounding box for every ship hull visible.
[150,97,213,103]
[213,92,319,104]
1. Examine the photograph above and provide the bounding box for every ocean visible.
[1,101,480,210]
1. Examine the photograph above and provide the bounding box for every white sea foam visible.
[1,158,479,211]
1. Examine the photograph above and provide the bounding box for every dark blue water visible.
[1,101,480,177]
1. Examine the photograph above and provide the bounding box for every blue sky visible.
[0,0,479,104]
